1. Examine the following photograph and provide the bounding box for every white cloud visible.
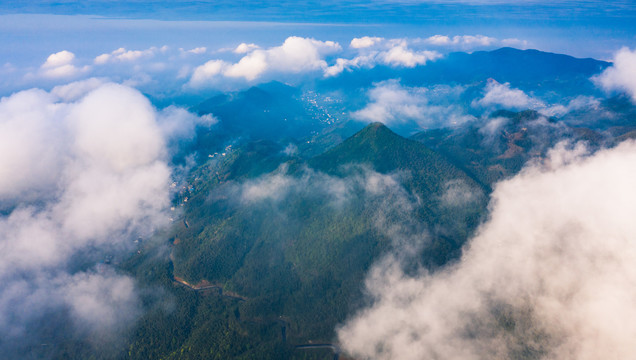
[501,38,529,48]
[440,179,481,207]
[594,47,636,102]
[236,165,416,217]
[422,34,528,50]
[353,81,426,125]
[43,50,75,68]
[67,84,165,173]
[325,41,441,77]
[350,36,384,49]
[425,34,453,46]
[187,46,207,54]
[189,36,341,85]
[412,34,529,58]
[540,96,601,117]
[458,34,496,46]
[224,50,269,81]
[39,50,87,79]
[241,172,295,203]
[233,43,259,54]
[157,105,218,146]
[339,139,636,360]
[0,82,194,349]
[51,77,107,102]
[424,34,496,47]
[478,116,509,137]
[324,54,376,77]
[474,80,601,117]
[475,79,545,110]
[189,59,228,86]
[352,80,473,129]
[0,88,67,202]
[381,45,441,67]
[94,46,162,65]
[62,270,141,336]
[227,36,340,80]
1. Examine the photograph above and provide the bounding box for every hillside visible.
[100,47,632,360]
[410,109,619,186]
[118,122,490,359]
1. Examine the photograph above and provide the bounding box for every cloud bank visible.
[0,81,206,355]
[338,139,636,360]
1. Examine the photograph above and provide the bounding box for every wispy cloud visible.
[420,34,528,49]
[325,39,441,77]
[424,34,496,46]
[474,79,600,117]
[352,80,474,130]
[94,46,168,65]
[474,79,545,109]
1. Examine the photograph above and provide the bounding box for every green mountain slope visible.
[153,122,488,358]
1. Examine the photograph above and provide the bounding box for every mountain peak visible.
[337,121,405,154]
[366,121,386,129]
[354,121,395,139]
[309,122,435,174]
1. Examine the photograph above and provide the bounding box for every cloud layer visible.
[338,139,636,360]
[0,81,202,354]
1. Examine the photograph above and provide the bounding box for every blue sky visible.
[2,1,635,58]
[1,1,635,96]
[3,1,636,26]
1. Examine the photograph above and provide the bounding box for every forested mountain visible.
[119,48,634,360]
[16,47,636,360]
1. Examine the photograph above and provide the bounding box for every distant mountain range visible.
[319,47,610,96]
